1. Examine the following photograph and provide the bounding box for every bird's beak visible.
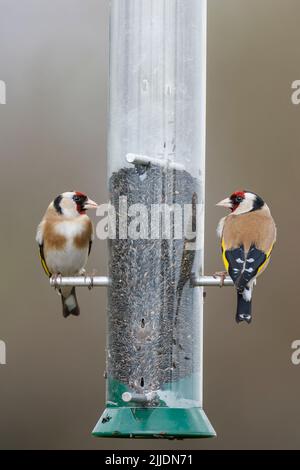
[216,197,232,209]
[84,198,98,210]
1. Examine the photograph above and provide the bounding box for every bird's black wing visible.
[224,244,267,291]
[39,244,52,278]
[224,245,246,285]
[88,240,92,256]
[236,245,267,290]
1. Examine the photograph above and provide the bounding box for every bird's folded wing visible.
[88,240,92,256]
[223,240,273,290]
[235,246,267,290]
[222,243,246,285]
[39,244,52,278]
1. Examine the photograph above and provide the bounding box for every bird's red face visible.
[216,190,245,212]
[216,190,264,215]
[54,191,98,217]
[73,191,98,214]
[229,191,246,212]
[73,192,88,214]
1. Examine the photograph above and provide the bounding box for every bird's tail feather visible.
[61,287,80,318]
[236,289,252,324]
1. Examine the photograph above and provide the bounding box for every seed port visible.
[140,377,144,388]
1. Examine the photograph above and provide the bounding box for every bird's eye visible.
[73,194,86,204]
[236,196,243,203]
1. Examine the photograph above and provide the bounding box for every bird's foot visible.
[213,271,227,287]
[51,273,62,292]
[81,268,98,290]
[51,273,62,289]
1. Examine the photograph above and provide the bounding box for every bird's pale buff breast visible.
[43,217,92,275]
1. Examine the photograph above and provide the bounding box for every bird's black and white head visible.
[216,190,265,215]
[53,191,98,217]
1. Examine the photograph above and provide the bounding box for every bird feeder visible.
[51,0,234,439]
[95,0,214,439]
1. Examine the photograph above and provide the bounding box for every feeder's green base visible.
[92,407,216,439]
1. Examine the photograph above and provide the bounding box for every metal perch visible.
[50,276,111,288]
[50,275,233,289]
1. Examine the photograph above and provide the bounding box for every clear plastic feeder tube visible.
[93,0,215,438]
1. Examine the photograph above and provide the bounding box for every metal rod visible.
[192,275,234,287]
[126,153,185,171]
[50,276,111,288]
[50,275,233,288]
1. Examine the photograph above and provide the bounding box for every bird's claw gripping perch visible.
[213,271,228,287]
[88,276,94,290]
[83,269,98,290]
[51,273,62,292]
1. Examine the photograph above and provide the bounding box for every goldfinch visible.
[216,190,276,324]
[36,191,98,317]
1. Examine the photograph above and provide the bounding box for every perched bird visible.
[36,191,98,317]
[216,190,276,324]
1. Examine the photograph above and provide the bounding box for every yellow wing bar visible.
[39,246,52,278]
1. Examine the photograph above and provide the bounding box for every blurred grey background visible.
[0,0,299,450]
